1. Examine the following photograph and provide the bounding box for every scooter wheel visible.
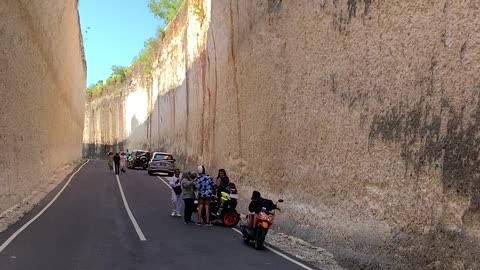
[254,228,266,250]
[222,211,240,227]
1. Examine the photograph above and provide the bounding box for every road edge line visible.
[0,159,90,253]
[230,228,316,270]
[116,174,147,241]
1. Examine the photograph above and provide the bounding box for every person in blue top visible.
[194,165,215,226]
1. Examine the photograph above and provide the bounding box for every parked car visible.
[128,150,151,170]
[148,152,175,176]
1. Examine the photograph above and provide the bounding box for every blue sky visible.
[79,0,160,87]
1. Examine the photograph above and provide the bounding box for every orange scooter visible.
[240,199,283,250]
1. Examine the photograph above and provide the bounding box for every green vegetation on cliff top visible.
[86,0,184,96]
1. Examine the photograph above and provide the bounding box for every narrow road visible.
[0,160,309,270]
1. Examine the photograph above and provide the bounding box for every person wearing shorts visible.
[194,165,215,226]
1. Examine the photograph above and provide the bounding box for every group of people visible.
[107,150,131,175]
[168,165,231,226]
[106,152,266,228]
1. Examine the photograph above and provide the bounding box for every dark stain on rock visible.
[443,0,450,14]
[346,0,374,23]
[426,57,436,96]
[268,0,282,13]
[347,92,368,109]
[347,0,357,22]
[364,0,373,16]
[460,41,467,60]
[441,32,447,48]
[369,91,480,212]
[359,113,368,127]
[330,73,337,93]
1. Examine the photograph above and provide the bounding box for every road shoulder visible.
[0,159,87,234]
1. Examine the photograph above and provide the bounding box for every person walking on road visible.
[120,152,127,173]
[169,169,183,217]
[113,153,121,175]
[181,171,195,224]
[107,152,114,172]
[125,149,131,160]
[195,165,215,226]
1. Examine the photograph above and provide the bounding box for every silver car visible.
[147,152,175,176]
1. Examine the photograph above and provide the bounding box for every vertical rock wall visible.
[0,0,86,214]
[83,0,480,268]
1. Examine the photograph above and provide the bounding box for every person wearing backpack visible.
[169,169,182,217]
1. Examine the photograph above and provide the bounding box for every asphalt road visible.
[0,160,309,270]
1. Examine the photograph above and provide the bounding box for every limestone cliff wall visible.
[0,1,86,213]
[83,0,480,268]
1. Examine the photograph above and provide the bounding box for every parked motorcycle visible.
[240,199,283,250]
[195,184,240,227]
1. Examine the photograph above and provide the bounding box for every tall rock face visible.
[83,0,480,268]
[0,1,86,213]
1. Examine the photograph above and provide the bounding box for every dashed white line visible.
[116,174,146,241]
[155,174,316,270]
[0,160,90,254]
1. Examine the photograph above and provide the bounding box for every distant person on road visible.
[107,152,114,172]
[216,169,230,200]
[181,171,196,224]
[169,169,182,217]
[113,153,121,175]
[125,149,131,161]
[120,152,127,172]
[194,165,215,226]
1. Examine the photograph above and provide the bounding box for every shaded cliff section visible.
[0,1,86,213]
[84,0,480,269]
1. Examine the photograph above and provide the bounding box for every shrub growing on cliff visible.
[87,0,184,94]
[191,1,206,25]
[133,38,157,76]
[148,0,184,24]
[130,0,184,76]
[86,80,106,96]
[110,65,131,83]
[86,66,131,96]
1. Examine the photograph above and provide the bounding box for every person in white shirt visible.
[169,169,183,217]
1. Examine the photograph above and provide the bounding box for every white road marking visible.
[0,160,90,254]
[156,176,172,189]
[231,228,316,270]
[116,175,146,241]
[155,174,316,270]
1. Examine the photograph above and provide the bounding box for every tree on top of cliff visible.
[87,0,185,94]
[130,0,183,76]
[86,66,131,96]
[148,0,184,25]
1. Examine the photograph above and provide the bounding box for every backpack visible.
[262,199,275,211]
[172,179,182,195]
[173,185,182,195]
